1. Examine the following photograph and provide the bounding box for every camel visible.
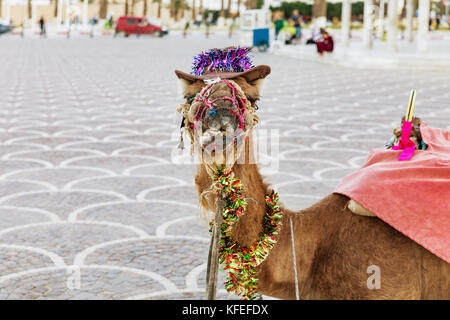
[175,52,450,300]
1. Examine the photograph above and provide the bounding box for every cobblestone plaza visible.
[0,34,449,299]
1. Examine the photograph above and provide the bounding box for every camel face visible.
[175,59,270,170]
[196,81,240,150]
[178,76,263,167]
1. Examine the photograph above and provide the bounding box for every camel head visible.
[175,47,270,172]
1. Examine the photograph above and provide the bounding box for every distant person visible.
[183,21,190,38]
[205,20,210,38]
[73,15,80,30]
[284,29,296,45]
[39,16,46,38]
[273,13,285,40]
[290,9,302,42]
[442,14,449,28]
[442,14,450,30]
[196,13,202,27]
[316,29,334,56]
[228,22,235,38]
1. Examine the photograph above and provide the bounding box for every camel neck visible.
[195,161,270,248]
[227,163,272,247]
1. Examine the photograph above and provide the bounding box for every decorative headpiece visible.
[191,47,254,76]
[175,47,270,82]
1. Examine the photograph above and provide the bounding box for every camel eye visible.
[186,97,195,104]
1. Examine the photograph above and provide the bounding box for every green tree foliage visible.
[326,3,341,19]
[203,9,219,23]
[256,0,264,9]
[351,1,364,16]
[270,1,364,20]
[270,1,311,18]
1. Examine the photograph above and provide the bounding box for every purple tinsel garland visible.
[191,47,254,76]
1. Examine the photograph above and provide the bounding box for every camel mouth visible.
[196,116,245,155]
[193,82,247,154]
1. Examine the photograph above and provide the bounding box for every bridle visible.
[179,77,256,152]
[192,78,247,133]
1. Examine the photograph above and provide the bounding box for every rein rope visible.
[289,216,300,300]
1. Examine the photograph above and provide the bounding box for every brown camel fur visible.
[177,75,450,300]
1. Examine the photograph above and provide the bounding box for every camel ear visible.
[233,76,266,103]
[239,65,271,83]
[248,78,265,95]
[238,65,270,98]
[175,70,200,96]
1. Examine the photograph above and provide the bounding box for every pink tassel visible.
[392,121,416,161]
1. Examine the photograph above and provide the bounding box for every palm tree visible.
[27,0,32,19]
[237,0,241,17]
[245,0,257,9]
[53,0,58,18]
[130,0,136,15]
[99,0,108,19]
[192,0,196,20]
[226,0,231,18]
[220,0,224,17]
[174,0,188,20]
[170,0,175,18]
[312,0,327,21]
[143,0,148,16]
[124,0,129,15]
[0,0,3,19]
[157,0,162,18]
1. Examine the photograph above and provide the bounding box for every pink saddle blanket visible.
[334,123,450,263]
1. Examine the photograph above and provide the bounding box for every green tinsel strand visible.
[209,170,283,300]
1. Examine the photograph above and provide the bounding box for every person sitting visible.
[316,29,334,55]
[284,31,296,45]
[280,21,297,45]
[306,28,322,45]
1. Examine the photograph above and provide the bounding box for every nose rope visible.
[193,79,247,131]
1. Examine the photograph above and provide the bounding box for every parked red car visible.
[114,16,168,37]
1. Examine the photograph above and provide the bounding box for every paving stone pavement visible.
[0,35,449,300]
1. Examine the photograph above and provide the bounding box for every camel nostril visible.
[205,108,239,132]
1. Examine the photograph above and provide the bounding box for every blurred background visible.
[0,0,448,38]
[1,0,449,67]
